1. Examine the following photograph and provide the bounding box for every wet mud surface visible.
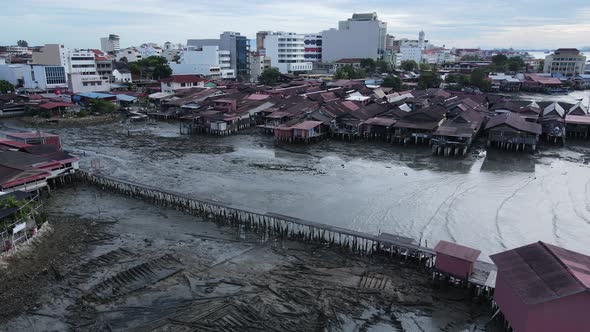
[3,117,590,261]
[1,187,494,331]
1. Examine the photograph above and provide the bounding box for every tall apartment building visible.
[100,34,120,53]
[32,44,69,68]
[398,32,429,64]
[321,13,387,62]
[256,31,271,52]
[544,48,587,76]
[92,49,113,82]
[304,34,322,63]
[187,32,250,80]
[169,45,235,79]
[263,32,313,74]
[249,51,270,82]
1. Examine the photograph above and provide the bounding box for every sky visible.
[1,0,590,50]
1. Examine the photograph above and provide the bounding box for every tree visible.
[419,63,432,71]
[0,80,15,93]
[381,76,401,90]
[400,60,418,72]
[375,60,391,73]
[470,68,491,91]
[334,65,366,79]
[259,67,281,85]
[418,70,441,89]
[360,58,376,74]
[491,54,509,72]
[537,60,545,73]
[16,40,28,47]
[507,56,525,72]
[132,56,172,80]
[88,99,117,114]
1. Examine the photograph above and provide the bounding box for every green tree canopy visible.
[375,60,391,73]
[537,59,545,73]
[360,58,376,74]
[0,80,15,93]
[470,68,491,91]
[419,63,432,71]
[507,57,525,72]
[381,76,401,90]
[131,56,172,80]
[417,70,441,89]
[259,67,281,85]
[88,99,118,114]
[400,60,418,72]
[334,65,366,79]
[16,40,28,47]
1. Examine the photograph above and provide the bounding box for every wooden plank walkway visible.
[74,170,496,289]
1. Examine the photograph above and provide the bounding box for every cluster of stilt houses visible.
[147,76,590,156]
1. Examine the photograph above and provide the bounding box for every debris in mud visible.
[249,163,317,173]
[0,217,110,322]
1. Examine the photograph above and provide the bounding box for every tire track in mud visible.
[494,177,537,249]
[418,181,466,246]
[567,177,590,225]
[540,176,561,241]
[444,185,478,243]
[585,178,590,215]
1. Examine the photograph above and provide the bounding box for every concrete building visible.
[256,31,271,52]
[386,34,395,50]
[160,75,209,93]
[304,34,322,63]
[544,48,587,76]
[112,68,132,83]
[116,47,142,62]
[100,34,120,53]
[399,32,429,64]
[91,50,113,82]
[0,64,27,86]
[321,13,387,62]
[187,31,250,80]
[32,44,68,68]
[170,45,235,79]
[139,43,162,58]
[491,241,590,332]
[23,65,67,91]
[68,72,109,94]
[422,48,455,65]
[249,51,270,82]
[263,32,313,74]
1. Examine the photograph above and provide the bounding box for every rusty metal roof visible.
[491,241,590,304]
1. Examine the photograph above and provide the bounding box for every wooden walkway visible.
[74,170,496,290]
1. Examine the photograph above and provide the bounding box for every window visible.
[181,83,186,87]
[83,82,89,86]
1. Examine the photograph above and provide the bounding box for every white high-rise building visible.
[100,34,120,53]
[169,45,235,79]
[263,32,313,74]
[544,48,587,76]
[321,13,387,62]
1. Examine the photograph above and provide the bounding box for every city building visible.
[116,47,142,62]
[100,34,120,53]
[386,34,395,50]
[169,45,235,79]
[398,32,429,64]
[160,75,209,93]
[422,48,455,65]
[304,34,322,63]
[544,48,587,76]
[67,72,108,94]
[0,64,27,86]
[491,241,590,332]
[92,50,113,82]
[321,13,387,62]
[32,44,69,69]
[187,31,250,80]
[263,32,313,74]
[249,51,270,82]
[23,65,67,91]
[256,31,271,52]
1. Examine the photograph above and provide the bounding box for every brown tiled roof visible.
[485,112,542,135]
[361,117,396,127]
[491,241,590,304]
[291,121,324,130]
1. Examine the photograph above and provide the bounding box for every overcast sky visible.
[2,0,589,50]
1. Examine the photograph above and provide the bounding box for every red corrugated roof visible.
[39,102,74,110]
[434,240,481,262]
[0,139,33,149]
[491,241,590,304]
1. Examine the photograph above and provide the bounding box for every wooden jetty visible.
[71,170,496,294]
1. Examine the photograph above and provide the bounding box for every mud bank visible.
[3,118,590,261]
[0,186,494,331]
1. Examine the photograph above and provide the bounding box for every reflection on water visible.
[481,150,536,173]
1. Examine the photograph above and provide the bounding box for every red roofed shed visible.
[491,241,590,332]
[434,240,481,279]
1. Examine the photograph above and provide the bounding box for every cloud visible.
[1,0,589,49]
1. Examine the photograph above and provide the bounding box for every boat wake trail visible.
[419,182,465,246]
[444,185,478,243]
